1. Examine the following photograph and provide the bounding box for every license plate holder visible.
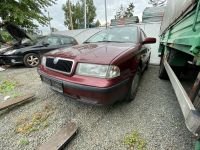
[51,80,63,93]
[42,77,63,93]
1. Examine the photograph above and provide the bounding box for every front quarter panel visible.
[111,44,140,80]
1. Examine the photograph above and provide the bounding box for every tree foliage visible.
[63,1,83,30]
[115,5,126,19]
[124,3,135,18]
[115,3,135,19]
[63,0,97,30]
[148,0,166,7]
[0,0,56,30]
[84,0,96,24]
[95,20,101,27]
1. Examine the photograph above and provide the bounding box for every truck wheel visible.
[159,49,183,79]
[23,53,40,68]
[159,54,168,79]
[125,68,141,102]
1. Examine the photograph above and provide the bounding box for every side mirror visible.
[42,41,49,47]
[142,37,156,44]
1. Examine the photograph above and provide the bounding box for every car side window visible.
[60,37,75,45]
[45,37,61,46]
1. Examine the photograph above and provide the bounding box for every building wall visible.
[137,22,161,65]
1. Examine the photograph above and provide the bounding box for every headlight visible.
[75,63,120,78]
[41,56,46,66]
[4,50,16,55]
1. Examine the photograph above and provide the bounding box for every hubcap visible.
[27,55,39,66]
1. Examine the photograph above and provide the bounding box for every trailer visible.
[158,0,200,149]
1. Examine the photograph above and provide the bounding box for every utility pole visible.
[84,0,87,29]
[48,12,52,34]
[68,0,73,30]
[105,0,107,28]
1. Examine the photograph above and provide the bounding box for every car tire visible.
[125,68,141,102]
[23,53,40,68]
[145,56,150,70]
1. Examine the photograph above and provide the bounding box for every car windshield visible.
[85,26,138,43]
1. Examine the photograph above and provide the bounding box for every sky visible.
[39,0,151,34]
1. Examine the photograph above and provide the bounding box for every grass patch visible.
[19,137,29,146]
[0,80,16,93]
[16,103,54,134]
[0,79,22,101]
[12,92,23,98]
[124,131,147,150]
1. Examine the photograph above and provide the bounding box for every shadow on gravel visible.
[1,64,27,70]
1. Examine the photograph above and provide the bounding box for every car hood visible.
[0,22,31,42]
[46,43,137,64]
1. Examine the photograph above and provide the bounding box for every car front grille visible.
[45,57,74,74]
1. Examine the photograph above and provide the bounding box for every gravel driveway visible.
[0,65,194,150]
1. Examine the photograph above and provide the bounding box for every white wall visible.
[137,22,161,65]
[54,28,104,44]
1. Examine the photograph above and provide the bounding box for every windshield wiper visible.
[84,40,126,44]
[83,41,90,44]
[95,40,124,43]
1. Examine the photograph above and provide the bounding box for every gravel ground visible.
[0,65,195,150]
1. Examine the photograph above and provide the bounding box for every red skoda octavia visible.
[38,26,156,105]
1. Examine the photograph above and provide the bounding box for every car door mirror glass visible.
[142,37,156,44]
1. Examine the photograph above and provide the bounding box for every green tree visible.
[63,1,74,30]
[124,3,135,18]
[149,0,166,7]
[63,0,96,30]
[63,1,84,30]
[115,3,135,19]
[95,20,101,27]
[0,0,56,30]
[115,5,125,19]
[83,0,96,26]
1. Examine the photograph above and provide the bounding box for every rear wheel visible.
[23,53,40,68]
[159,49,182,79]
[125,68,141,102]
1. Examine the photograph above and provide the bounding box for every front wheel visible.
[125,68,141,102]
[23,53,40,68]
[145,56,150,70]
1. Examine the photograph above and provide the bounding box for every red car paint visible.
[38,26,156,105]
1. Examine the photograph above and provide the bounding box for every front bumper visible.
[38,70,130,105]
[0,55,23,65]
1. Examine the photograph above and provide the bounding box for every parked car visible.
[0,22,78,67]
[38,25,156,105]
